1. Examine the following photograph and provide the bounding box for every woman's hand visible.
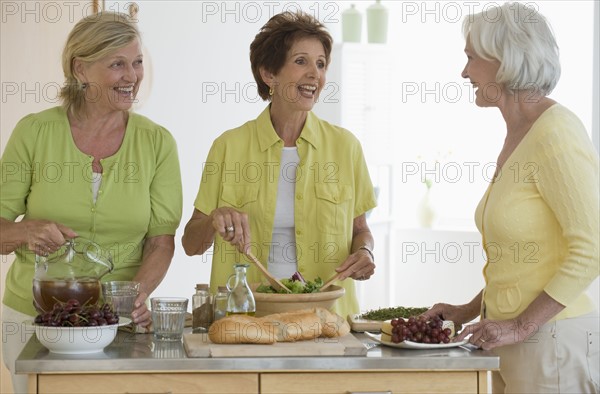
[210,207,251,253]
[453,318,538,350]
[23,219,78,256]
[337,214,375,281]
[455,292,563,349]
[420,292,483,333]
[131,291,152,327]
[421,303,475,329]
[336,248,375,281]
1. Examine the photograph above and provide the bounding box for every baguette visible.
[208,307,350,344]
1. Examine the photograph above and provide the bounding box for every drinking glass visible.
[102,281,140,318]
[151,297,188,341]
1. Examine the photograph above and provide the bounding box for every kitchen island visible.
[17,330,499,394]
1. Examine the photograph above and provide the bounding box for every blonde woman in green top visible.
[1,12,182,392]
[182,11,377,318]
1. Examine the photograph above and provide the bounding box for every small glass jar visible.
[192,283,212,333]
[212,286,229,322]
[226,263,255,316]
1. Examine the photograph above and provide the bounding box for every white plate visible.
[364,331,468,349]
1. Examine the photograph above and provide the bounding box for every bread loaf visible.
[208,307,350,344]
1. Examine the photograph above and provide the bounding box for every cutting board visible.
[183,333,367,358]
[347,314,383,332]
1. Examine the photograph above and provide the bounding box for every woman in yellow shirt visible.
[182,11,377,317]
[424,3,599,393]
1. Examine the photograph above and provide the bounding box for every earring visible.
[269,86,273,96]
[81,82,88,90]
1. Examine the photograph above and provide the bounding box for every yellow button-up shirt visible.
[194,106,377,316]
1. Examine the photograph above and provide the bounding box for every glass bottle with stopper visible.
[226,263,255,316]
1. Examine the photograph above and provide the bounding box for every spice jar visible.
[212,286,229,322]
[192,283,212,333]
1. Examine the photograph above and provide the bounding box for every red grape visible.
[390,315,452,344]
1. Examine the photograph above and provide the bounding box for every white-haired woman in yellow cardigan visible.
[424,3,599,393]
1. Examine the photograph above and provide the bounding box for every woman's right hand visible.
[210,207,251,253]
[23,219,78,256]
[421,303,473,328]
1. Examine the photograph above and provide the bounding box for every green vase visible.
[342,4,362,43]
[367,0,388,44]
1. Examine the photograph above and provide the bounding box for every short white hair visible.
[463,2,560,95]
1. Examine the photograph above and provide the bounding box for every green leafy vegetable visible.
[255,276,324,294]
[359,306,429,321]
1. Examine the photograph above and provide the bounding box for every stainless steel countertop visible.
[16,329,499,374]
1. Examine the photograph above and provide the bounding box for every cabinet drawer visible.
[38,373,258,394]
[260,372,478,394]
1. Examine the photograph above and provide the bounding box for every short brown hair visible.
[60,12,140,116]
[250,11,333,101]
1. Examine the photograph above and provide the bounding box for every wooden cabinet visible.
[31,371,488,394]
[261,372,482,394]
[35,373,259,394]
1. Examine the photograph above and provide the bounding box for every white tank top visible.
[268,147,299,279]
[92,172,102,203]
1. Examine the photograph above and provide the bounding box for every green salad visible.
[255,272,324,294]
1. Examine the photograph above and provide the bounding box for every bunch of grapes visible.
[390,315,452,344]
[34,299,119,327]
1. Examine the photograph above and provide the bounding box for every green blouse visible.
[194,106,377,317]
[1,107,183,316]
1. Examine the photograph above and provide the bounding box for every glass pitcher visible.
[226,263,256,316]
[32,237,114,313]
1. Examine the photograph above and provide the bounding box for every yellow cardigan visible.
[476,104,599,321]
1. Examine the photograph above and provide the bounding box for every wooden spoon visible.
[319,272,343,292]
[245,251,292,293]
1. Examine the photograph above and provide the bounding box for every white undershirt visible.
[268,147,299,279]
[92,172,102,203]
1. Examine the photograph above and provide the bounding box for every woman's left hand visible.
[454,318,538,350]
[130,291,152,327]
[336,248,375,281]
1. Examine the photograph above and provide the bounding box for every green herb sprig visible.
[360,306,429,321]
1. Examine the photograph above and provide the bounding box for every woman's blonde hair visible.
[463,2,560,96]
[60,12,140,115]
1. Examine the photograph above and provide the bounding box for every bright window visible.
[333,1,595,230]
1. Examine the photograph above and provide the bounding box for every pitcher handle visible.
[226,274,236,292]
[34,252,47,271]
[33,239,74,271]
